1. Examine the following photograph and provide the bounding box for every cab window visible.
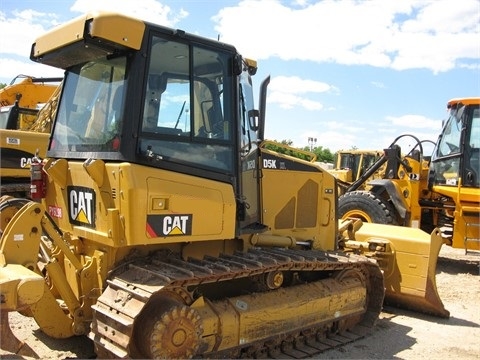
[138,37,233,173]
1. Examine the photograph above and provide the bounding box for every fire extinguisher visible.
[30,154,46,200]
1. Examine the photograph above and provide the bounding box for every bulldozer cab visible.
[42,16,262,234]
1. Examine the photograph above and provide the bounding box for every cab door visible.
[238,72,260,230]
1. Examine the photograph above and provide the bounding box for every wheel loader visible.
[0,12,448,359]
[0,78,62,197]
[338,98,480,253]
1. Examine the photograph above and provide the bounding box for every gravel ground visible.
[314,246,480,359]
[1,245,479,359]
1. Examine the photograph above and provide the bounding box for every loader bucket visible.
[352,223,449,318]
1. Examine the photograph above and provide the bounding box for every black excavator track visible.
[89,247,384,359]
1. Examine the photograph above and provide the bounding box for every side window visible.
[431,113,463,185]
[138,36,234,174]
[465,112,480,187]
[469,111,479,149]
[438,115,462,157]
[239,72,257,156]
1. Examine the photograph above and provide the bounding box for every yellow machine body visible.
[0,12,448,359]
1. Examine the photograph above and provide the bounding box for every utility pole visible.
[308,137,317,152]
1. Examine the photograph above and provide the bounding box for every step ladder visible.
[460,205,480,253]
[460,205,480,274]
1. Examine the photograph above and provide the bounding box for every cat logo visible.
[67,186,96,227]
[146,214,192,237]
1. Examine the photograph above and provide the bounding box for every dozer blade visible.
[351,223,449,318]
[1,312,38,357]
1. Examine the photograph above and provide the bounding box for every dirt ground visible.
[0,245,479,360]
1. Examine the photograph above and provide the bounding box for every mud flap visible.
[347,223,449,318]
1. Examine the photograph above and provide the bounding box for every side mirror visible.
[233,55,243,76]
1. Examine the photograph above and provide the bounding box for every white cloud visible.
[70,0,187,26]
[0,58,64,84]
[0,1,189,84]
[386,114,442,130]
[270,76,332,94]
[267,75,333,110]
[213,0,480,73]
[0,10,56,57]
[269,91,323,110]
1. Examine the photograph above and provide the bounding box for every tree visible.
[314,146,334,163]
[263,139,334,163]
[299,145,334,163]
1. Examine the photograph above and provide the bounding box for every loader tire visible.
[338,191,396,224]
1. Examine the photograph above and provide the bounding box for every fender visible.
[368,179,409,220]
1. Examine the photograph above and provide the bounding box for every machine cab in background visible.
[429,97,480,189]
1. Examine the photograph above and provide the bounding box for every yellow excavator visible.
[0,81,61,197]
[0,12,448,359]
[338,98,480,253]
[0,74,61,130]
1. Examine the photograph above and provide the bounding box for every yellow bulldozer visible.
[0,76,62,197]
[338,98,480,253]
[0,12,448,359]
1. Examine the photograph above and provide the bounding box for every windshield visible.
[50,56,127,153]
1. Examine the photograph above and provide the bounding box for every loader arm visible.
[0,198,101,356]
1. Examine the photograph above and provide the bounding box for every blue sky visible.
[0,0,479,152]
